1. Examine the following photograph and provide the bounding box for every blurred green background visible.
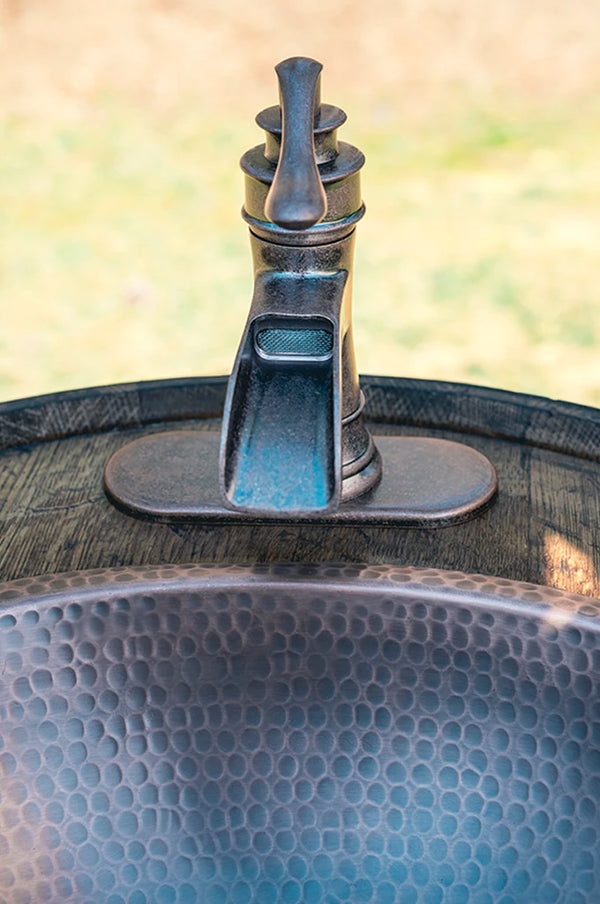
[1,0,599,404]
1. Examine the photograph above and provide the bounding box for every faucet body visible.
[220,58,381,514]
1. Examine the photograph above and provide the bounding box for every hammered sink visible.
[0,564,599,904]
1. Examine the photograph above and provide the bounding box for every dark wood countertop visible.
[1,376,599,596]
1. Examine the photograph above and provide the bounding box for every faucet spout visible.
[220,225,381,514]
[220,270,343,512]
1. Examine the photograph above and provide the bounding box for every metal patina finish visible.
[104,57,497,522]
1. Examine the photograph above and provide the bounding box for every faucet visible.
[219,57,382,514]
[103,57,497,525]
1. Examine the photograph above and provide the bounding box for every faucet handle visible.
[263,57,327,230]
[241,56,364,240]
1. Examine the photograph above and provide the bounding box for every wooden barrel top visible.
[1,375,599,597]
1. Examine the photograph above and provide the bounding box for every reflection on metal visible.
[104,57,498,524]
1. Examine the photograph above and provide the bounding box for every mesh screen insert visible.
[256,328,333,356]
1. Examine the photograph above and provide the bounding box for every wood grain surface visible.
[1,377,599,597]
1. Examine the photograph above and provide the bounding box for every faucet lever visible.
[264,57,327,230]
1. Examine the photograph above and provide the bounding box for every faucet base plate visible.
[105,431,497,526]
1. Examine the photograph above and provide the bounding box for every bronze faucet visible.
[221,57,381,513]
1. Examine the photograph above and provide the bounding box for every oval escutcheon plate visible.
[104,431,498,525]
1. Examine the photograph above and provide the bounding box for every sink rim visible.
[1,563,599,631]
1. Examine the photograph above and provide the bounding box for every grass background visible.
[1,0,599,404]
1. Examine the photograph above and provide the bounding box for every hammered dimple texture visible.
[0,566,599,903]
